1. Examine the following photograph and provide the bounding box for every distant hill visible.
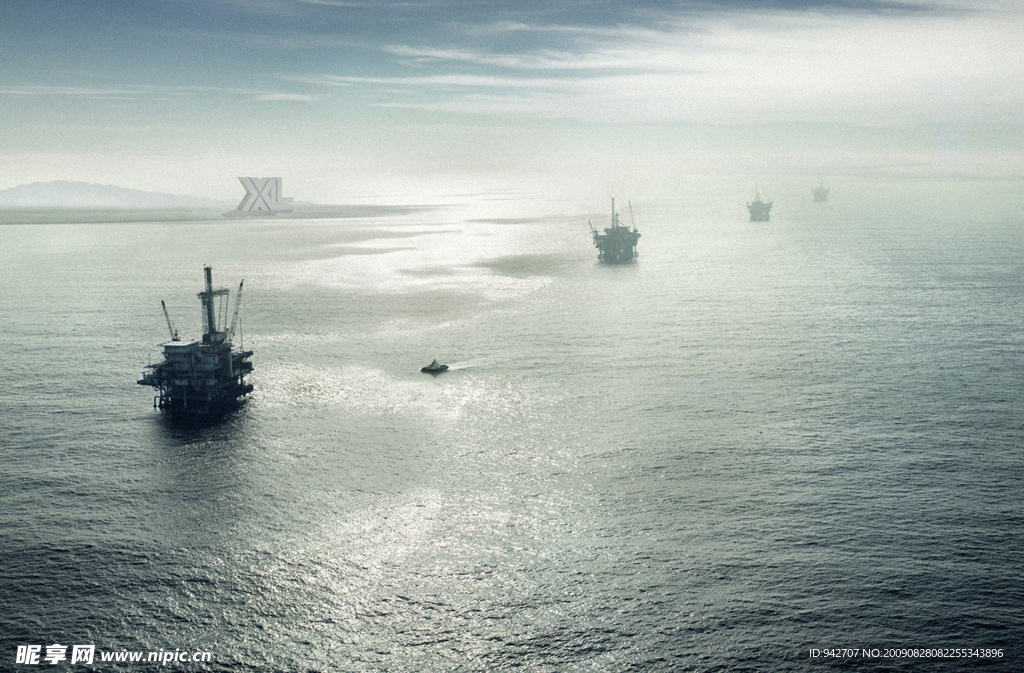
[0,181,229,208]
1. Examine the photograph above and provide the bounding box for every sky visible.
[1,0,1022,203]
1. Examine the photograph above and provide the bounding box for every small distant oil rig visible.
[812,181,830,203]
[746,188,773,222]
[138,266,253,416]
[590,198,641,263]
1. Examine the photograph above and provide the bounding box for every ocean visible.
[1,178,1022,671]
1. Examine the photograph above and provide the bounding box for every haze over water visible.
[1,174,1022,670]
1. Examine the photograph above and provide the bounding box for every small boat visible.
[421,359,448,373]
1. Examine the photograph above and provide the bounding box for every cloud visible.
[0,85,142,98]
[9,1,1019,126]
[296,7,1024,124]
[4,0,1022,196]
[284,72,577,89]
[0,82,322,106]
[256,93,318,101]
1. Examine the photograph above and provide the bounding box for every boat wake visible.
[444,360,481,370]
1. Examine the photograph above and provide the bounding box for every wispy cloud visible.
[275,6,1023,124]
[382,42,682,72]
[0,83,317,104]
[0,85,147,98]
[255,93,319,101]
[283,72,579,89]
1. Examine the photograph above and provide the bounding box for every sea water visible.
[1,180,1022,671]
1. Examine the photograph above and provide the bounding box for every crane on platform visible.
[226,280,244,343]
[161,301,180,342]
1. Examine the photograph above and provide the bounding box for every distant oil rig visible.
[813,181,830,203]
[138,266,253,416]
[590,199,641,263]
[745,188,773,222]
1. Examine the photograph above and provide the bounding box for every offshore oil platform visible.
[813,181,830,203]
[590,198,640,263]
[746,188,773,222]
[138,266,253,416]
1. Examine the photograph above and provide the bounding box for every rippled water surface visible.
[2,182,1022,671]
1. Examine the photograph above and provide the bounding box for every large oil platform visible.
[812,181,830,203]
[590,199,641,263]
[746,188,773,222]
[138,267,253,416]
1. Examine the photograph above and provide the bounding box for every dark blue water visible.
[2,181,1022,671]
